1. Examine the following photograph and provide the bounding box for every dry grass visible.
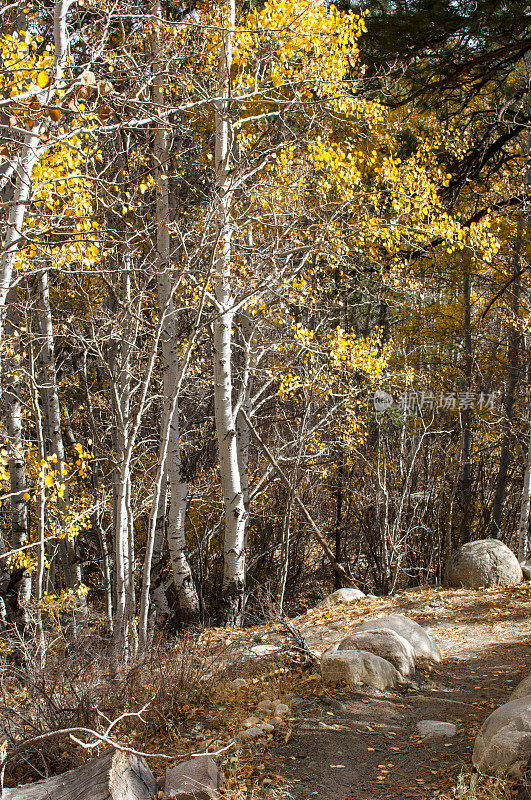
[1,584,530,798]
[434,769,519,800]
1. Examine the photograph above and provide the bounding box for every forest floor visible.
[216,584,531,800]
[4,584,530,800]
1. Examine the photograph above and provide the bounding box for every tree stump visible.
[2,750,157,800]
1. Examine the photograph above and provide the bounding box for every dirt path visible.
[270,586,531,800]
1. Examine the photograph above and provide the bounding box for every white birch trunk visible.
[28,342,46,665]
[0,0,72,383]
[235,311,254,548]
[113,466,129,657]
[213,0,247,624]
[0,132,40,389]
[4,301,31,623]
[36,270,85,599]
[158,272,199,623]
[139,0,199,635]
[109,245,181,658]
[110,265,134,660]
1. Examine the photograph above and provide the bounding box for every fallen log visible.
[1,750,157,800]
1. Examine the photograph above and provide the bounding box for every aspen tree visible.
[212,0,248,624]
[150,0,199,623]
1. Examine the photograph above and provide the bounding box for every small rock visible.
[290,697,305,707]
[256,700,273,711]
[417,720,457,739]
[269,716,284,728]
[521,561,531,581]
[273,703,290,716]
[250,644,279,657]
[317,588,365,608]
[318,721,350,731]
[163,755,221,799]
[261,723,275,732]
[242,716,261,727]
[230,678,247,690]
[237,726,264,742]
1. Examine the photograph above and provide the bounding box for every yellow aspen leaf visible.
[37,71,50,88]
[44,474,53,487]
[23,492,30,501]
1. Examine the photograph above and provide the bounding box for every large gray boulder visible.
[321,648,401,691]
[336,628,416,678]
[510,673,531,702]
[472,697,531,777]
[317,588,365,607]
[447,539,523,589]
[354,614,442,665]
[163,755,222,799]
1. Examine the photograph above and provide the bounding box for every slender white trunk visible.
[139,0,199,638]
[213,0,247,624]
[158,275,199,622]
[110,265,134,660]
[0,0,72,383]
[235,311,254,547]
[110,245,185,657]
[29,342,46,665]
[37,270,85,598]
[137,316,202,645]
[4,301,31,623]
[113,466,130,658]
[0,133,40,389]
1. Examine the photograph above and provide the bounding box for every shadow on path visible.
[275,625,530,799]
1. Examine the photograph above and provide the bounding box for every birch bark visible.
[148,0,199,625]
[28,340,46,665]
[109,265,134,659]
[4,300,31,624]
[0,132,40,390]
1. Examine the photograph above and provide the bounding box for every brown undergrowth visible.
[0,584,529,799]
